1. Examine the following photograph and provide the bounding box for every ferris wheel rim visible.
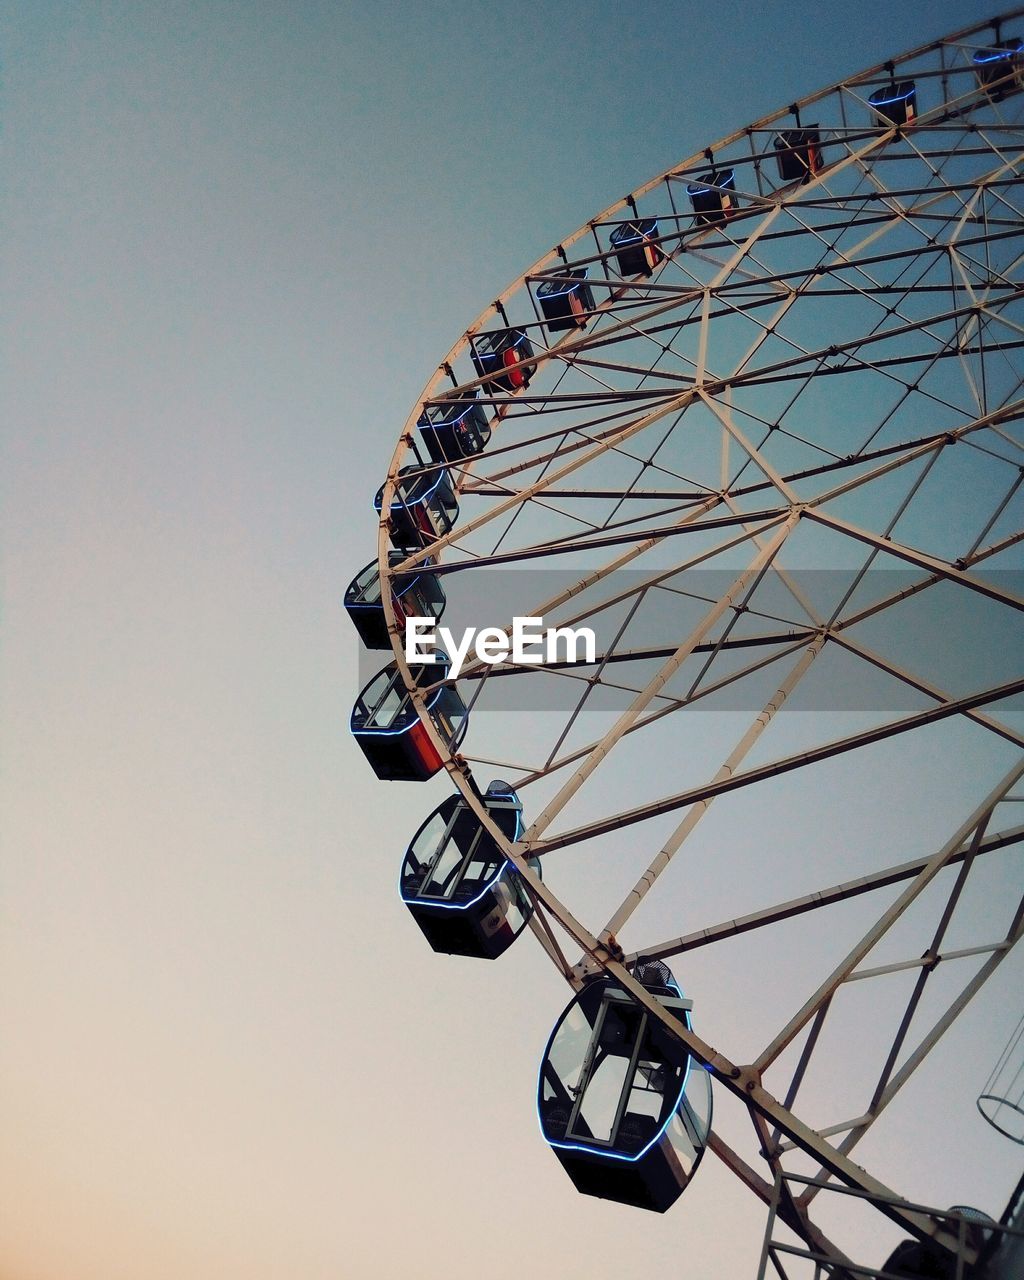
[363,12,1024,1262]
[374,4,1024,898]
[377,4,1024,504]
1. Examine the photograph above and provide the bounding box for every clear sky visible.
[3,2,1023,1278]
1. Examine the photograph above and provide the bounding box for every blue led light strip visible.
[400,811,524,910]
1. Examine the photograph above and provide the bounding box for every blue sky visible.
[4,2,1023,1277]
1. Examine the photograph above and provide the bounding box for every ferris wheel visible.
[347,12,1024,1276]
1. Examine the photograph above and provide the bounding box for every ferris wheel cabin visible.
[350,653,466,780]
[538,958,712,1213]
[882,1206,997,1278]
[869,81,917,126]
[418,391,491,464]
[470,327,536,393]
[974,38,1023,99]
[687,169,736,227]
[400,780,540,958]
[344,553,446,651]
[773,128,823,183]
[535,268,595,332]
[610,218,663,277]
[374,465,459,551]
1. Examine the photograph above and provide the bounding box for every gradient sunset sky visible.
[4,2,1023,1277]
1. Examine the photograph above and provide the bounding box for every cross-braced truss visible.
[757,1171,1024,1278]
[373,13,1024,1271]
